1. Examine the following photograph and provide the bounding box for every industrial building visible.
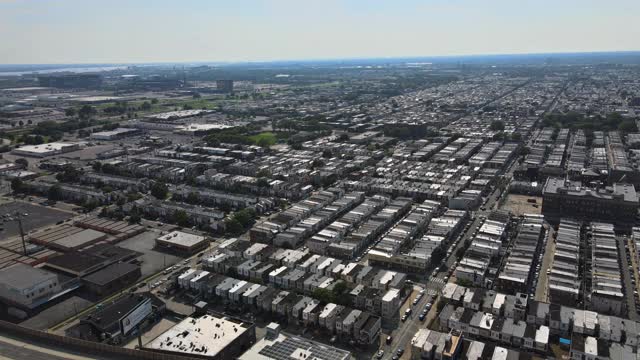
[12,142,81,158]
[81,262,141,296]
[89,127,141,140]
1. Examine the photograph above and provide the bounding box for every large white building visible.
[147,315,255,359]
[0,264,62,309]
[12,142,80,157]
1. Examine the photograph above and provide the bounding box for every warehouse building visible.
[0,264,64,311]
[12,142,80,158]
[81,262,141,296]
[90,127,141,140]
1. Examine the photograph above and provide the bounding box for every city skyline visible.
[1,0,639,64]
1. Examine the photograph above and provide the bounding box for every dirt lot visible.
[501,194,543,216]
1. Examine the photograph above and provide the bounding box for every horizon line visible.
[2,50,640,67]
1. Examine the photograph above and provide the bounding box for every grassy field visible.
[249,132,277,146]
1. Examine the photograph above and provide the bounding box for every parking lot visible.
[117,230,184,278]
[0,201,73,240]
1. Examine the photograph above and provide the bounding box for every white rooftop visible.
[148,315,249,357]
[157,231,206,248]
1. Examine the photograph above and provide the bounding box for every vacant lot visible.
[501,194,542,216]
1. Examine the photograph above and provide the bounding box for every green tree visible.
[174,210,190,227]
[151,98,159,104]
[331,281,348,298]
[10,178,23,193]
[128,213,141,224]
[55,165,81,183]
[48,185,62,201]
[256,178,270,188]
[312,288,335,304]
[187,192,200,204]
[127,191,142,202]
[618,120,638,133]
[78,105,97,120]
[224,217,243,234]
[83,199,99,211]
[140,102,152,111]
[322,149,333,159]
[150,181,169,199]
[65,108,77,117]
[490,120,505,131]
[233,208,257,228]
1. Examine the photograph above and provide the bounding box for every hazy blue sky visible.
[1,0,639,64]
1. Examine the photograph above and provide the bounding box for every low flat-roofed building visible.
[46,228,108,252]
[76,292,164,340]
[148,314,255,359]
[12,142,80,158]
[90,127,141,140]
[155,230,209,255]
[44,252,108,277]
[81,262,141,296]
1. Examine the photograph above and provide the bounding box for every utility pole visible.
[13,212,27,256]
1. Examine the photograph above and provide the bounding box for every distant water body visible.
[0,66,126,76]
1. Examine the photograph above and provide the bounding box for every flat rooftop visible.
[544,177,638,203]
[54,228,106,250]
[0,263,56,290]
[82,262,140,286]
[239,331,351,360]
[156,231,207,248]
[13,142,79,154]
[148,315,250,357]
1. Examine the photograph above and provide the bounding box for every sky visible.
[1,0,639,64]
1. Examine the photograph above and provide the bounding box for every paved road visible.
[378,286,432,360]
[0,334,107,360]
